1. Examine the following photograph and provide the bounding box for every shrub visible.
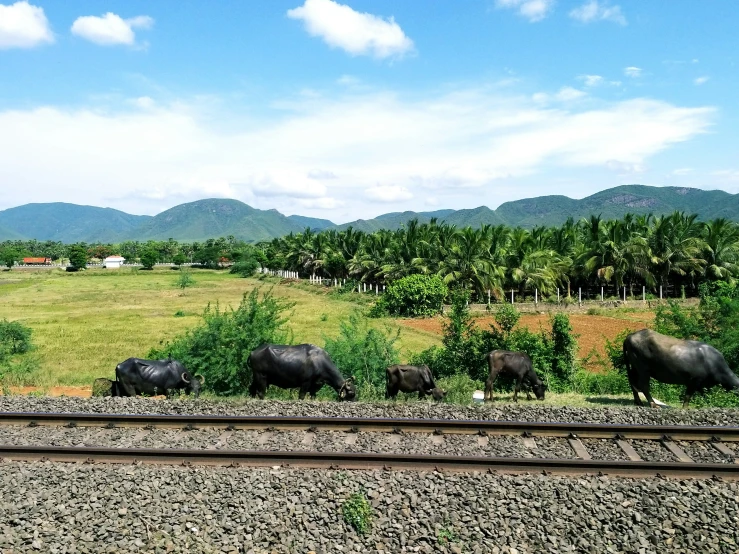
[149,288,293,395]
[323,313,400,396]
[173,253,187,267]
[0,319,33,358]
[139,249,159,270]
[230,258,259,277]
[0,247,23,269]
[342,493,372,534]
[67,245,87,270]
[176,269,195,291]
[372,274,447,317]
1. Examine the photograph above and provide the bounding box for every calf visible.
[484,350,546,402]
[386,364,446,401]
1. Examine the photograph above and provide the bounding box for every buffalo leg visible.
[638,379,659,408]
[386,383,399,400]
[682,386,697,409]
[484,368,501,402]
[418,390,426,400]
[513,378,523,403]
[118,380,137,397]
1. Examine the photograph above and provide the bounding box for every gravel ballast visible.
[3,396,739,427]
[1,463,738,554]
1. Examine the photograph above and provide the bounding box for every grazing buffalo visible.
[484,350,546,402]
[248,343,356,401]
[623,329,739,408]
[115,357,204,398]
[386,364,447,401]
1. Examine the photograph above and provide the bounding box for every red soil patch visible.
[399,311,654,370]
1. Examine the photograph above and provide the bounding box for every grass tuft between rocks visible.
[342,492,372,534]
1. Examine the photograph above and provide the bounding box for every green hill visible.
[286,215,335,231]
[0,203,150,242]
[126,198,306,242]
[4,185,739,243]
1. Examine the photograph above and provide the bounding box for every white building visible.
[104,255,125,269]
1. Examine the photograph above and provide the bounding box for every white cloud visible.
[712,170,739,182]
[287,0,413,59]
[570,1,627,25]
[0,1,53,49]
[694,76,709,85]
[71,12,153,46]
[299,197,344,209]
[671,168,693,176]
[624,66,642,78]
[364,185,413,203]
[533,87,587,103]
[605,160,645,174]
[131,96,155,109]
[495,0,555,22]
[0,85,715,219]
[307,169,337,179]
[579,75,604,87]
[249,172,327,198]
[425,197,439,207]
[337,75,360,86]
[556,87,586,101]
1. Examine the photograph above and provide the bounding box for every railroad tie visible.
[616,440,643,462]
[209,430,233,450]
[568,437,592,460]
[711,442,739,463]
[661,440,693,463]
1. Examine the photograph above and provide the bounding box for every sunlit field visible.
[0,268,440,388]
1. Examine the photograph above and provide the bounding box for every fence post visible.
[660,285,663,300]
[487,290,491,304]
[623,286,626,302]
[578,287,581,305]
[601,286,604,301]
[511,290,514,304]
[375,284,378,295]
[643,285,646,303]
[557,288,560,303]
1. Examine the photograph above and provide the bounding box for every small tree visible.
[372,274,448,317]
[140,249,158,270]
[0,248,22,270]
[67,245,88,270]
[173,253,187,267]
[176,268,195,291]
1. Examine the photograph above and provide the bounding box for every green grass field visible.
[0,268,441,388]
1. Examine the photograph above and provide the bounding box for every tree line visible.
[260,211,739,301]
[3,211,739,301]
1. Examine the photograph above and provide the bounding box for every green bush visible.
[0,319,37,386]
[371,274,448,317]
[342,493,372,534]
[229,258,259,277]
[149,288,293,395]
[176,269,195,291]
[323,313,400,397]
[173,253,187,267]
[139,249,158,270]
[67,244,87,270]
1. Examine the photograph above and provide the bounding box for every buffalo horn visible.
[181,372,190,384]
[196,374,205,384]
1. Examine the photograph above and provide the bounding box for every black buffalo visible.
[248,343,356,401]
[484,350,546,402]
[386,364,446,401]
[115,357,204,398]
[623,328,739,408]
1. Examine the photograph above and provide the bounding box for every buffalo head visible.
[181,372,205,398]
[531,382,546,401]
[430,388,447,401]
[339,377,356,401]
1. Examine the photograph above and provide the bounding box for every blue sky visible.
[0,0,737,223]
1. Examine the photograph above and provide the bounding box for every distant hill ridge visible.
[1,185,738,242]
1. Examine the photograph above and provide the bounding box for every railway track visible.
[1,411,739,478]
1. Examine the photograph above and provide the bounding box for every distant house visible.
[104,255,125,269]
[23,257,51,265]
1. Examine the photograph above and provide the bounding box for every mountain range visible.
[2,185,738,243]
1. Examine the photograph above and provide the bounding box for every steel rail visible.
[0,444,737,479]
[2,412,739,441]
